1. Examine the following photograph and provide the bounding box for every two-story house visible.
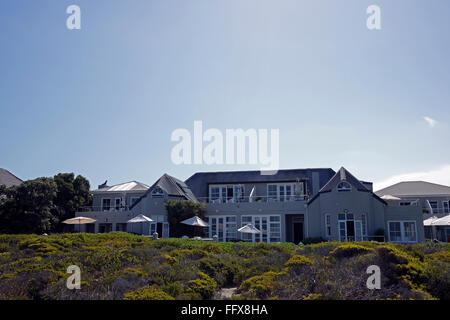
[375,181,450,218]
[376,181,450,242]
[76,167,425,243]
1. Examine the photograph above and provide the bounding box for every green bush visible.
[124,287,175,300]
[239,271,286,299]
[187,272,217,299]
[330,244,374,259]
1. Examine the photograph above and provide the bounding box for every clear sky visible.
[1,0,449,191]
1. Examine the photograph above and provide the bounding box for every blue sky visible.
[1,0,449,190]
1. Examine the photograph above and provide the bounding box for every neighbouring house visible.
[0,168,23,188]
[76,167,425,243]
[0,168,23,199]
[375,181,450,242]
[76,180,149,233]
[375,181,450,217]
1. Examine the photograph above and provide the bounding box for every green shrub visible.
[124,286,175,300]
[330,244,374,259]
[187,272,217,299]
[239,271,286,299]
[303,237,325,245]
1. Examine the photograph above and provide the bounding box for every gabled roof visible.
[319,167,370,193]
[308,167,386,205]
[130,174,197,209]
[150,174,197,201]
[0,168,23,188]
[92,181,149,193]
[375,181,450,197]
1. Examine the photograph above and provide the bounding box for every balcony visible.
[77,206,133,213]
[197,195,309,204]
[199,195,309,215]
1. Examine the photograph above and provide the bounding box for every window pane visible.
[403,222,416,242]
[389,222,402,242]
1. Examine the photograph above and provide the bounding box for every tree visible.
[52,173,91,232]
[0,173,92,234]
[0,178,57,234]
[165,200,206,237]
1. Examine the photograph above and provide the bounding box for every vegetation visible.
[0,173,91,234]
[165,200,206,237]
[0,233,448,300]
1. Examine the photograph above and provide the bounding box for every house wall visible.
[92,191,146,210]
[205,200,308,242]
[397,196,450,216]
[384,206,425,242]
[306,188,386,241]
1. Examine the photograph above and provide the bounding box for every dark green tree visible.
[0,173,92,234]
[0,178,57,234]
[165,200,206,237]
[52,173,92,231]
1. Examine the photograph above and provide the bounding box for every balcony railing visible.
[77,206,132,212]
[425,208,450,215]
[197,195,309,204]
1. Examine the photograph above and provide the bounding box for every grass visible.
[0,233,448,300]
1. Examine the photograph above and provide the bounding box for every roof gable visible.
[319,167,369,193]
[308,167,387,205]
[130,174,197,209]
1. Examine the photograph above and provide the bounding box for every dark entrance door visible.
[346,221,355,241]
[293,222,304,244]
[157,223,163,236]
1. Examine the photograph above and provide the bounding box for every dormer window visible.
[337,181,351,192]
[151,187,164,198]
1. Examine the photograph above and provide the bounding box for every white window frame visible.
[429,201,438,213]
[361,213,368,239]
[443,201,449,214]
[337,181,352,192]
[266,183,296,202]
[114,198,122,210]
[325,214,331,238]
[240,215,281,243]
[207,215,237,242]
[151,187,164,198]
[208,185,245,203]
[101,198,111,211]
[387,220,418,243]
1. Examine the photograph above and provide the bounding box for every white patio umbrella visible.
[127,214,153,235]
[237,223,261,234]
[423,216,439,226]
[380,195,401,201]
[62,217,96,232]
[180,216,209,227]
[431,215,450,226]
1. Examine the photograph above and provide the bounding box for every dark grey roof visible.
[130,174,197,209]
[308,167,386,205]
[375,181,450,197]
[185,168,336,199]
[0,168,23,188]
[153,174,197,201]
